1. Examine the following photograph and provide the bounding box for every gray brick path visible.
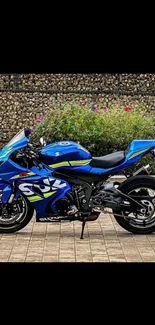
[1,212,155,262]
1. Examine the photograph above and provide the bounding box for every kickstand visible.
[80,219,86,239]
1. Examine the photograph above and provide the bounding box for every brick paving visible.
[1,211,155,262]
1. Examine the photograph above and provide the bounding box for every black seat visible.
[90,151,125,169]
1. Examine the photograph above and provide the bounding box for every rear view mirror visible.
[25,129,31,137]
[40,137,46,146]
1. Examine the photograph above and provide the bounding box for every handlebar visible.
[14,143,43,170]
[27,142,42,152]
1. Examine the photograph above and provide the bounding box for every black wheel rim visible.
[0,195,28,228]
[124,187,155,229]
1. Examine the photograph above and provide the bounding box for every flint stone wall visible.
[0,74,155,146]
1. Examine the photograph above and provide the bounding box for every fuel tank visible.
[39,141,92,168]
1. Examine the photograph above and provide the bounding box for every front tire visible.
[113,176,155,234]
[0,194,34,233]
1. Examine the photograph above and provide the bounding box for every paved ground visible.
[1,210,155,262]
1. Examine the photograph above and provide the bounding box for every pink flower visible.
[103,107,107,112]
[35,119,41,123]
[40,115,45,120]
[67,109,72,113]
[94,109,100,114]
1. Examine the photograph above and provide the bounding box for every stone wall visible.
[0,73,155,146]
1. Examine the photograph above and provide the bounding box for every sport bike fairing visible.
[14,175,72,218]
[1,173,72,218]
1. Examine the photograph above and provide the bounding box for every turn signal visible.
[19,172,28,177]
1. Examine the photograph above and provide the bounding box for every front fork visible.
[1,182,16,205]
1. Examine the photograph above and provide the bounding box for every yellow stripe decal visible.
[129,149,147,160]
[70,159,91,165]
[27,192,56,202]
[44,191,56,198]
[49,159,91,168]
[11,175,20,179]
[49,161,70,168]
[28,195,43,202]
[28,172,35,176]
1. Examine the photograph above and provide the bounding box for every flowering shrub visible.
[31,105,155,173]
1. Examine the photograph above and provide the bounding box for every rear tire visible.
[113,176,155,234]
[0,195,34,233]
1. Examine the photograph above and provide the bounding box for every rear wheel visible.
[0,194,34,233]
[113,176,155,234]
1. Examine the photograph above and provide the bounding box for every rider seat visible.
[90,151,125,169]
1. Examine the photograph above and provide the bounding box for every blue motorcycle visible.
[1,128,155,238]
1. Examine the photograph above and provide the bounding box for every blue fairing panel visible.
[126,139,155,154]
[39,141,92,165]
[15,175,72,219]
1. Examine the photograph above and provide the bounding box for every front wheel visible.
[113,176,155,234]
[0,194,34,233]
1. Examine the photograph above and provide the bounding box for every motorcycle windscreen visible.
[0,129,28,162]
